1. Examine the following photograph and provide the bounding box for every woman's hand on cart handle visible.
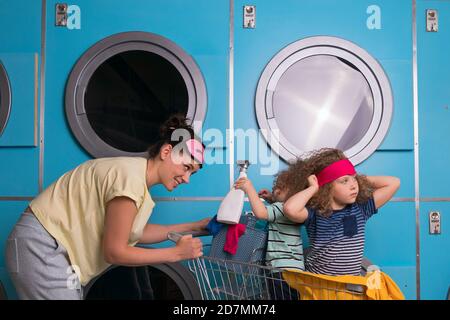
[171,234,203,260]
[167,230,211,242]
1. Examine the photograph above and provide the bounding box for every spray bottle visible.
[216,160,250,224]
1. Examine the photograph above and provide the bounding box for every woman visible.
[5,114,209,299]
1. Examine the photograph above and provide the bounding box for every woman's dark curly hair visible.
[147,113,204,166]
[272,159,309,200]
[303,148,373,217]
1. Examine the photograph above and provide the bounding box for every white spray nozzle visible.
[237,160,250,172]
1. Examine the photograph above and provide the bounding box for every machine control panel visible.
[429,211,441,235]
[426,9,438,32]
[243,5,256,28]
[55,3,68,26]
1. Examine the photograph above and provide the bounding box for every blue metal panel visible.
[0,54,38,146]
[416,1,450,300]
[417,0,450,198]
[140,200,221,249]
[365,202,417,299]
[365,202,416,266]
[419,202,450,300]
[0,1,41,53]
[0,1,41,196]
[44,0,230,198]
[0,148,39,195]
[0,0,41,147]
[149,200,220,229]
[381,266,416,300]
[0,201,28,300]
[356,150,415,198]
[377,59,414,150]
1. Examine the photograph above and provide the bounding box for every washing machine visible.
[0,0,43,300]
[44,0,229,194]
[0,0,231,299]
[0,0,41,197]
[0,63,11,138]
[417,0,450,300]
[233,0,416,299]
[43,0,230,299]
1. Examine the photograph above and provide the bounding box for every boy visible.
[234,163,307,300]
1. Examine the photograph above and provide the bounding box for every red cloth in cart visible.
[223,223,247,255]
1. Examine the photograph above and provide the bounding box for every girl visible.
[283,148,400,276]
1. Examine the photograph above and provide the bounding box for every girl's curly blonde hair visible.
[273,159,309,200]
[303,148,374,217]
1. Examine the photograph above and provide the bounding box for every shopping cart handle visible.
[167,230,211,242]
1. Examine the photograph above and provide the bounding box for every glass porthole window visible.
[0,62,11,137]
[66,32,207,158]
[255,36,393,164]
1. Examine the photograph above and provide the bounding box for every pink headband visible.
[316,159,356,187]
[186,139,204,164]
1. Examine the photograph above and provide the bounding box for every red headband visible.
[316,159,356,187]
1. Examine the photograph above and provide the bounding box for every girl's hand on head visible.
[308,175,319,192]
[234,177,253,194]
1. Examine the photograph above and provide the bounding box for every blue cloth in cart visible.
[208,214,268,264]
[206,215,225,236]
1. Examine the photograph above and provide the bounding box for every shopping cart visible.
[168,231,371,300]
[190,255,373,300]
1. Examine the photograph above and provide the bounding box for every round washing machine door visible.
[65,32,207,158]
[255,36,393,164]
[0,62,11,137]
[84,263,202,300]
[0,280,7,300]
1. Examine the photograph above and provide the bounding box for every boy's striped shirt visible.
[266,202,304,271]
